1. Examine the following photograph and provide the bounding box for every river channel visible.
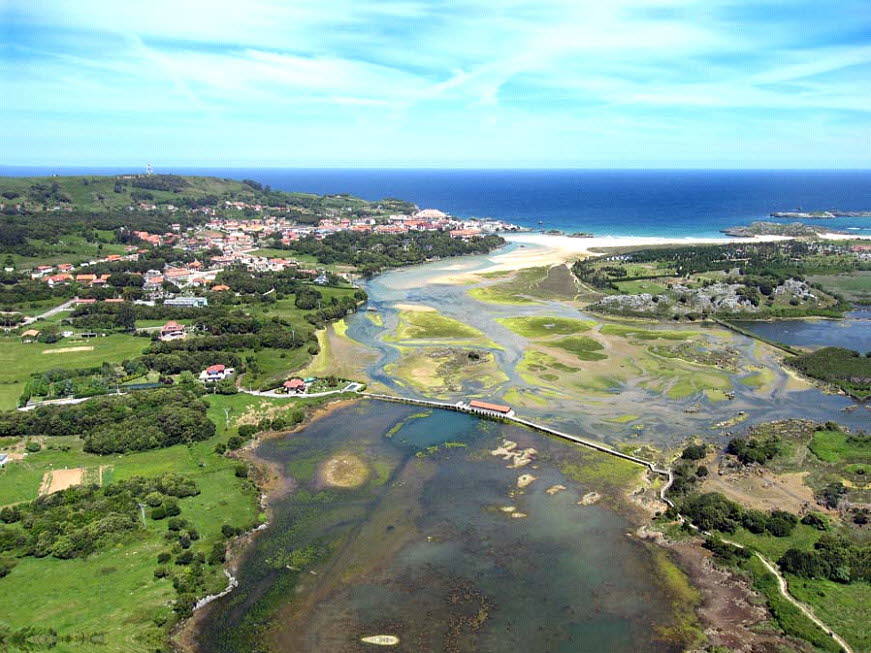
[195,241,866,652]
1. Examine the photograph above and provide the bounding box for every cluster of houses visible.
[18,200,521,312]
[195,365,314,395]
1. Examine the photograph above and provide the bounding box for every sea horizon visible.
[2,167,870,239]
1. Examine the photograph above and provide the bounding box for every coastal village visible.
[27,206,520,295]
[3,186,521,402]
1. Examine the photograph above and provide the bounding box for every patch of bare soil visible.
[701,469,825,515]
[40,467,84,495]
[319,454,369,488]
[666,540,815,653]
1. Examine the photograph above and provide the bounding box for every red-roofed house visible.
[282,378,306,394]
[160,321,186,341]
[199,364,235,381]
[46,273,73,287]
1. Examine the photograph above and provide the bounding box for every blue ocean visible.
[2,167,870,238]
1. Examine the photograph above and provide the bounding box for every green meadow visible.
[0,391,354,651]
[0,334,148,410]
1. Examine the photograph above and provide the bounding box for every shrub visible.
[765,510,798,537]
[208,542,226,565]
[166,517,187,532]
[680,443,707,460]
[800,512,828,531]
[0,558,16,578]
[237,424,257,439]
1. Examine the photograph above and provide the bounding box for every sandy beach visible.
[431,230,868,284]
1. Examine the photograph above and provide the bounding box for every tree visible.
[680,443,707,460]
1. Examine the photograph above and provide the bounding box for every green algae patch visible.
[468,285,537,305]
[385,411,432,439]
[607,414,640,424]
[496,316,595,338]
[649,547,705,649]
[740,367,776,390]
[385,309,502,349]
[560,451,644,493]
[600,324,699,340]
[392,310,483,340]
[385,347,509,396]
[665,373,731,399]
[365,312,384,327]
[320,453,369,488]
[468,266,579,305]
[549,336,607,361]
[502,387,548,407]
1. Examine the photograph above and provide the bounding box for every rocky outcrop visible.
[593,278,821,317]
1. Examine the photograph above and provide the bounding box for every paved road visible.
[242,382,363,398]
[3,298,77,330]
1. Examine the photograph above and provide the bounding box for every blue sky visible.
[2,0,870,167]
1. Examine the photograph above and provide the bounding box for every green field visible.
[0,394,267,651]
[612,279,670,295]
[742,556,842,653]
[496,316,595,338]
[808,429,869,464]
[0,334,148,410]
[807,271,871,304]
[788,577,871,652]
[0,392,356,651]
[6,235,129,270]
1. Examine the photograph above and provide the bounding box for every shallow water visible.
[345,248,868,440]
[196,401,682,653]
[732,308,871,352]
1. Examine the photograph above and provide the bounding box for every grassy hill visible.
[0,173,416,216]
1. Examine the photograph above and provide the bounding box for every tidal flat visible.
[194,400,691,653]
[346,250,868,443]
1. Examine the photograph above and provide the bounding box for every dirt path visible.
[752,552,853,653]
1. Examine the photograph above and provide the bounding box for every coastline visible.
[171,396,361,653]
[426,230,869,284]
